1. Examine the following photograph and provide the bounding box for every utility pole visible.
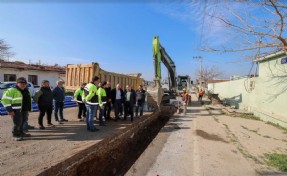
[193,56,203,88]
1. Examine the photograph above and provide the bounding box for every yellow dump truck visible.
[65,62,143,91]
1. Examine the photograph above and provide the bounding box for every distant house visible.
[0,60,65,89]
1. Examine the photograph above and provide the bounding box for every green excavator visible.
[147,36,177,108]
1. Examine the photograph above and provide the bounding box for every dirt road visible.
[0,107,150,176]
[126,95,287,176]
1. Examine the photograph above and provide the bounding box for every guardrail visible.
[0,96,77,116]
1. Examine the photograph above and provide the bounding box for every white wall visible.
[208,56,287,127]
[0,68,64,89]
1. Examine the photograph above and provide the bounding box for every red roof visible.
[0,60,65,73]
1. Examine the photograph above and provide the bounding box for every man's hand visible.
[108,99,111,102]
[100,105,104,109]
[9,111,15,116]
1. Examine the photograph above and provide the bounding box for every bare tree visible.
[0,39,13,60]
[198,0,287,100]
[202,0,287,56]
[195,65,224,83]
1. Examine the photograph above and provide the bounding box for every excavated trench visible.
[38,106,176,176]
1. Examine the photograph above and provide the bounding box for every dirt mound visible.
[38,106,177,176]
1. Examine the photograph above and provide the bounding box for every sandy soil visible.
[0,107,150,176]
[126,94,287,176]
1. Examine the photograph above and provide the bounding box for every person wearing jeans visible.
[53,80,68,124]
[82,76,100,132]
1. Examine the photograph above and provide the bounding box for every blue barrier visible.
[0,96,77,116]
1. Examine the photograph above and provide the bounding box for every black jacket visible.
[17,86,32,111]
[37,87,53,107]
[111,88,124,104]
[136,89,146,103]
[105,87,112,99]
[124,89,136,105]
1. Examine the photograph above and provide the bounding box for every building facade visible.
[0,60,65,89]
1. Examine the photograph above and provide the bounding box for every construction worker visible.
[182,88,189,115]
[82,76,100,132]
[198,88,205,102]
[98,81,107,126]
[74,83,87,121]
[1,77,33,141]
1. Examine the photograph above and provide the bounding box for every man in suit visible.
[111,84,124,121]
[124,85,136,122]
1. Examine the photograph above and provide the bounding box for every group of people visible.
[2,77,68,141]
[1,76,146,141]
[75,76,146,132]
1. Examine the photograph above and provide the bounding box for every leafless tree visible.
[202,0,287,57]
[199,0,287,100]
[0,39,13,60]
[195,65,224,83]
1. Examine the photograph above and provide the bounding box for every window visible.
[4,74,16,82]
[28,75,38,85]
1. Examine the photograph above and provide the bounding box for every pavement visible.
[126,95,287,176]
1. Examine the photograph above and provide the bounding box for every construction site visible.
[0,35,287,176]
[1,1,287,175]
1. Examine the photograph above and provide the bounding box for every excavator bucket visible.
[146,84,164,110]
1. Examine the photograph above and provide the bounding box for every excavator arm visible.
[148,36,177,107]
[152,36,177,91]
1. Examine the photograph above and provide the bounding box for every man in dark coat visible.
[104,81,112,120]
[135,85,146,117]
[34,80,54,129]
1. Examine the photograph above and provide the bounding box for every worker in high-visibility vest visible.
[1,77,33,141]
[97,81,107,126]
[74,82,87,121]
[82,76,100,132]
